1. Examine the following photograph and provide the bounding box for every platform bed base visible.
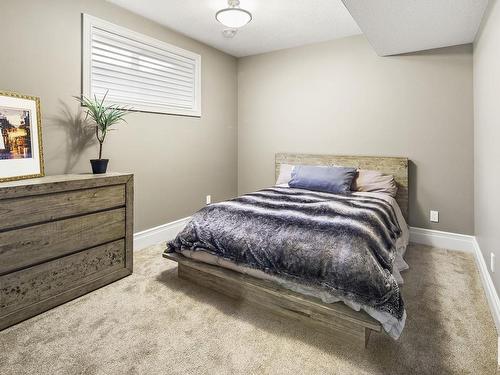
[163,253,382,348]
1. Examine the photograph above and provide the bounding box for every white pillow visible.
[276,164,295,185]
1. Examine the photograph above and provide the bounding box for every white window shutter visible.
[82,14,201,117]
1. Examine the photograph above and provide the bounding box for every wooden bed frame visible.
[163,154,409,348]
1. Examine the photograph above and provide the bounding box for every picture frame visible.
[0,91,44,182]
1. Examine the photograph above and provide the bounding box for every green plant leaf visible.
[74,90,131,156]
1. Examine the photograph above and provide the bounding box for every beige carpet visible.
[0,244,497,374]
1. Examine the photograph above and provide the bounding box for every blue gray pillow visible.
[289,165,357,194]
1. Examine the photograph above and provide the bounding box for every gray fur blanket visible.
[166,187,405,322]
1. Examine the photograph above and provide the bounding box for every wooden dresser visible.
[0,173,133,330]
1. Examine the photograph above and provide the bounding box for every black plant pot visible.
[90,159,109,174]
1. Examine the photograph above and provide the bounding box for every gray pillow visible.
[352,169,398,197]
[289,165,357,194]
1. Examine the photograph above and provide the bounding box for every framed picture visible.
[0,91,44,182]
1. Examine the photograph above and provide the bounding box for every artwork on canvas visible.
[0,92,44,182]
[0,107,33,159]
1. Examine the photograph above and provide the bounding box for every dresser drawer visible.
[0,239,127,320]
[0,185,125,231]
[0,208,126,274]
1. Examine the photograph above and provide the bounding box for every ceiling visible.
[107,0,488,58]
[342,0,489,56]
[106,0,362,57]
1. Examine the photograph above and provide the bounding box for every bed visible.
[163,153,409,348]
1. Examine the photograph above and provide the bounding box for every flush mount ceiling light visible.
[216,0,252,29]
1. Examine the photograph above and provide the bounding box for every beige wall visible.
[0,0,238,232]
[474,0,500,295]
[0,1,476,235]
[238,35,474,234]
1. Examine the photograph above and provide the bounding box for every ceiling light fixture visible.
[216,0,252,29]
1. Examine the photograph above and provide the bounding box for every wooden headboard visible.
[275,153,409,221]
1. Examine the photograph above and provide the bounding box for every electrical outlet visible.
[206,195,211,205]
[491,253,495,273]
[430,210,439,223]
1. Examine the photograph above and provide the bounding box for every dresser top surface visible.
[0,173,133,199]
[0,173,132,188]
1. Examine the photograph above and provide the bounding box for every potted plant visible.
[75,92,129,174]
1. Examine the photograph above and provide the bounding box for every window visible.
[82,14,201,117]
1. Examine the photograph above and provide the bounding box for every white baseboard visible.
[472,238,500,336]
[133,216,191,250]
[409,227,475,252]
